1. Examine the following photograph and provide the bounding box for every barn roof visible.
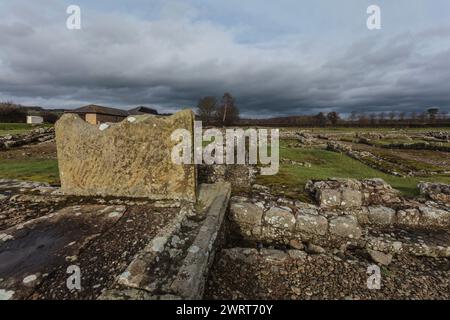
[128,106,158,115]
[66,105,129,117]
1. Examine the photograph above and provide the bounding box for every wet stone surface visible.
[0,183,181,300]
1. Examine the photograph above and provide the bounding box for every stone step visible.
[366,227,450,258]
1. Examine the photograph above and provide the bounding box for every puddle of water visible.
[0,219,89,279]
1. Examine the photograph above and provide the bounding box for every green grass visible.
[0,159,59,184]
[257,143,450,201]
[282,127,450,134]
[0,123,52,136]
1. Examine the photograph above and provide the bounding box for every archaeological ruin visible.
[0,113,449,300]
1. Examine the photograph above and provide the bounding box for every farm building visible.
[128,106,158,115]
[26,115,44,124]
[66,105,129,125]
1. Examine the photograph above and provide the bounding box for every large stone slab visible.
[0,205,126,300]
[56,110,196,201]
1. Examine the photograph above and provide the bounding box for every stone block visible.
[55,110,196,201]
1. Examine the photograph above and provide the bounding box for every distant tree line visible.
[0,102,28,123]
[237,107,449,127]
[346,107,449,127]
[0,101,61,124]
[197,93,448,128]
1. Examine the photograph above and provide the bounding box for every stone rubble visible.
[0,127,54,150]
[419,182,450,204]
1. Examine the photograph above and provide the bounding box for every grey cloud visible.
[0,2,449,117]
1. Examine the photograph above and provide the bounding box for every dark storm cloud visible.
[0,1,450,117]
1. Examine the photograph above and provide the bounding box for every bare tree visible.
[358,112,369,126]
[216,92,239,126]
[326,112,340,126]
[197,96,217,125]
[369,113,377,126]
[427,107,439,122]
[410,111,417,124]
[388,111,396,122]
[315,112,327,127]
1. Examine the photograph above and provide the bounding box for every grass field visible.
[0,123,59,184]
[257,140,450,201]
[0,124,448,197]
[0,159,59,184]
[0,123,52,136]
[283,127,450,134]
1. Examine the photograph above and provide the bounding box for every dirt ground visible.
[205,248,450,300]
[0,140,56,161]
[0,186,181,300]
[30,204,179,300]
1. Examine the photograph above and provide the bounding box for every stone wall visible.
[0,127,54,150]
[55,110,196,201]
[228,179,450,256]
[305,178,401,208]
[419,182,450,204]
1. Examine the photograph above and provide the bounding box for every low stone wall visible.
[426,131,449,141]
[229,198,363,249]
[305,178,401,208]
[198,163,256,191]
[55,110,196,201]
[419,182,450,204]
[382,142,450,153]
[0,127,54,149]
[228,179,450,257]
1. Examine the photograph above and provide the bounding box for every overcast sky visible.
[0,0,450,117]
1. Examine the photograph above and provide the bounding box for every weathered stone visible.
[419,206,450,226]
[170,183,231,299]
[353,207,370,225]
[340,189,363,208]
[55,110,196,201]
[396,208,421,226]
[361,179,401,205]
[329,215,362,239]
[367,249,393,266]
[287,250,307,260]
[263,207,296,231]
[289,239,304,250]
[0,289,15,300]
[367,206,396,225]
[261,207,296,242]
[295,213,328,236]
[229,202,263,237]
[259,249,289,262]
[419,182,450,204]
[305,242,326,254]
[230,202,263,226]
[317,189,341,208]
